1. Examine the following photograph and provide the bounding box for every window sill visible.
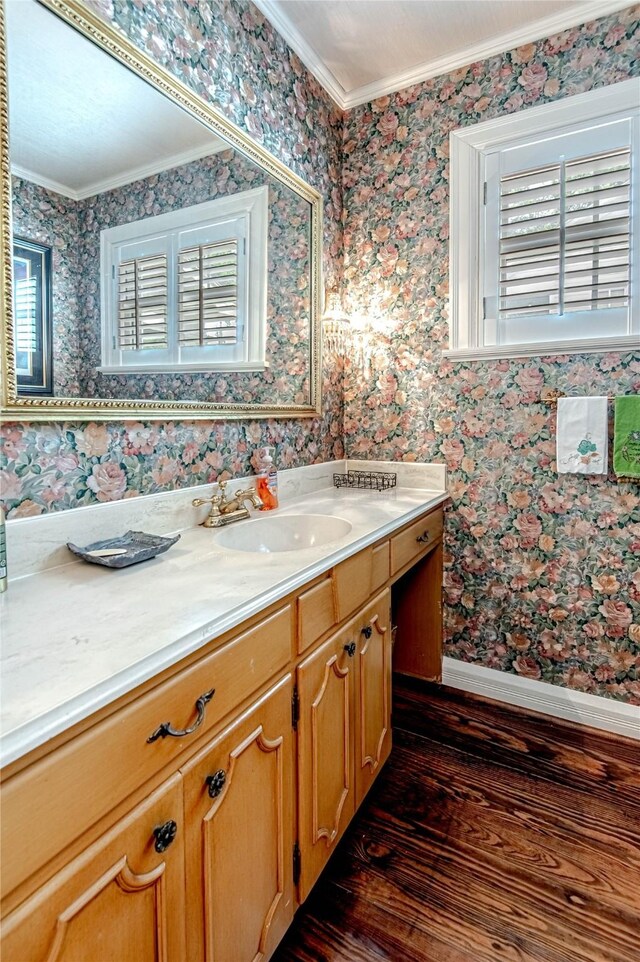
[97,361,269,374]
[442,335,640,363]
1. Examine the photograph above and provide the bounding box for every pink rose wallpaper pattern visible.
[2,0,639,703]
[10,180,83,397]
[340,6,640,702]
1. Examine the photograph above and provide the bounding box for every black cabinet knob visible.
[361,625,373,639]
[153,820,177,853]
[206,769,227,798]
[344,642,356,657]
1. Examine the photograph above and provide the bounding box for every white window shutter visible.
[14,275,38,352]
[499,162,562,319]
[563,149,630,312]
[117,254,168,350]
[499,148,630,322]
[177,240,239,347]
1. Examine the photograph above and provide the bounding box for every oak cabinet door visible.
[297,628,356,901]
[1,775,186,962]
[354,590,392,805]
[182,675,295,962]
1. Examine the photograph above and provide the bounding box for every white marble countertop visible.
[0,484,447,767]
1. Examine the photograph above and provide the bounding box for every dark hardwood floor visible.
[273,677,640,962]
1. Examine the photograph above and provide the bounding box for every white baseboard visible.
[442,657,640,741]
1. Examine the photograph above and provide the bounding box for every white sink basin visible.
[215,514,352,553]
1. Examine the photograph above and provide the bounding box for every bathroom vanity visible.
[0,468,447,962]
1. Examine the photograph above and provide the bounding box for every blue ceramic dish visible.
[67,530,180,568]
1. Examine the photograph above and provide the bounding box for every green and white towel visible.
[613,396,640,480]
[557,396,608,475]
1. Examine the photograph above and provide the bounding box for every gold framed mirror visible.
[0,0,322,421]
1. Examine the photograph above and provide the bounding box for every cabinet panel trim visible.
[311,655,351,846]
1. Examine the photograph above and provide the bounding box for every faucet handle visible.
[192,493,222,527]
[216,479,230,505]
[192,494,221,508]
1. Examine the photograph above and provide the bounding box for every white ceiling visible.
[7,0,224,200]
[253,0,636,108]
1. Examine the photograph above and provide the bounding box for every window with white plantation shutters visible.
[100,187,267,372]
[117,254,168,350]
[14,275,37,354]
[12,238,52,394]
[499,148,630,322]
[448,79,640,360]
[177,240,238,347]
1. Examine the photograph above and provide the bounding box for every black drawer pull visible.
[416,531,430,544]
[361,625,373,639]
[344,642,356,657]
[206,769,227,798]
[147,688,215,743]
[153,820,177,853]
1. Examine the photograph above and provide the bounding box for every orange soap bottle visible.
[256,446,279,511]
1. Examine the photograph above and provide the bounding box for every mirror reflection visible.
[6,0,313,406]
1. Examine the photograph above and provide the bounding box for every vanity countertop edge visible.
[0,486,448,768]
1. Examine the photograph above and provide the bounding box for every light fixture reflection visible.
[322,290,350,356]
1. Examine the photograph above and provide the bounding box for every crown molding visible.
[254,0,637,111]
[11,140,227,201]
[10,165,82,200]
[252,0,348,108]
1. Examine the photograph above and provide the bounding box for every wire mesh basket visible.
[333,470,397,492]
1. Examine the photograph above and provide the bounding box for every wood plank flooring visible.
[273,676,640,962]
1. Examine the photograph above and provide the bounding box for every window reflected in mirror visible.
[100,187,268,375]
[12,238,52,396]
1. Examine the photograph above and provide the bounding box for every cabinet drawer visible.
[371,540,390,592]
[297,576,337,654]
[1,605,293,902]
[390,509,443,575]
[334,540,390,621]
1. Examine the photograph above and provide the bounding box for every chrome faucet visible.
[193,480,262,528]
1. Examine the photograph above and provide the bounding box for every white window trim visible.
[99,186,268,373]
[447,79,640,361]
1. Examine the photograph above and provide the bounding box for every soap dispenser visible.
[256,446,279,511]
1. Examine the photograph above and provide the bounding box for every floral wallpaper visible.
[2,0,639,704]
[13,148,312,404]
[341,5,640,703]
[11,177,83,396]
[0,417,339,510]
[2,0,345,510]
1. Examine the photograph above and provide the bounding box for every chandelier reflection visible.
[322,290,350,357]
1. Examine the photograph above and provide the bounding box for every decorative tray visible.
[67,530,180,568]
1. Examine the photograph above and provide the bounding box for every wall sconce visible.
[322,290,350,356]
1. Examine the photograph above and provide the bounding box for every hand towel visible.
[556,396,608,475]
[613,395,640,479]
